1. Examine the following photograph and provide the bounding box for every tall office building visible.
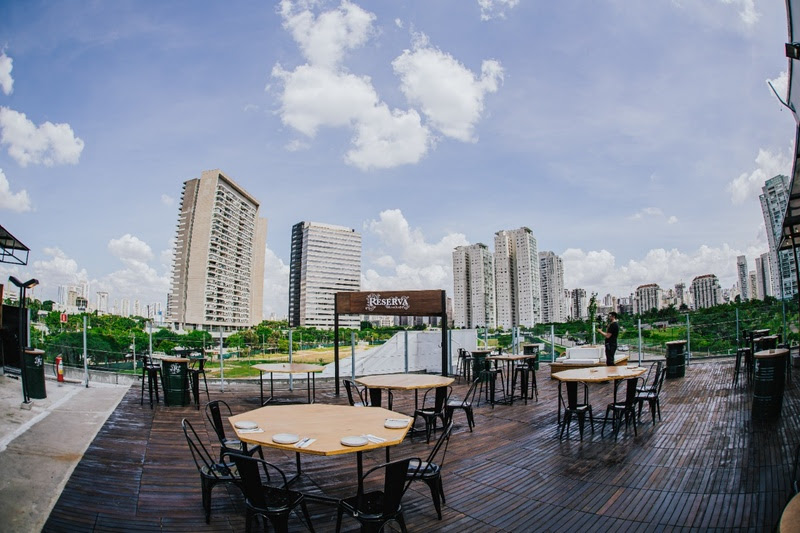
[736,255,749,302]
[494,228,541,329]
[634,284,662,314]
[168,170,267,332]
[539,251,566,323]
[452,244,496,329]
[760,174,798,299]
[748,271,757,300]
[691,274,722,310]
[754,253,772,300]
[288,221,361,329]
[674,282,688,309]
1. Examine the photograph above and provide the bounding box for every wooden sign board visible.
[336,290,444,317]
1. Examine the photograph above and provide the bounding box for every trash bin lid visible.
[754,348,789,359]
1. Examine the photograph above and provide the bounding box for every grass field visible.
[202,345,372,378]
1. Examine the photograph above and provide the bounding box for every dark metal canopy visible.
[0,224,30,265]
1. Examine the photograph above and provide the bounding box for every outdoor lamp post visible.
[9,276,39,404]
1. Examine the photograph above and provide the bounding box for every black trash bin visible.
[753,335,778,352]
[23,348,47,399]
[161,357,189,406]
[523,344,540,370]
[665,341,687,379]
[471,350,491,382]
[752,348,788,421]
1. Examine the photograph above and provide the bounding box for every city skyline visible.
[0,1,792,319]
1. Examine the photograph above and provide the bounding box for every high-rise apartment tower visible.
[690,274,722,310]
[168,170,267,332]
[288,222,361,330]
[736,255,749,302]
[453,244,496,329]
[539,251,566,323]
[494,228,541,329]
[760,174,798,299]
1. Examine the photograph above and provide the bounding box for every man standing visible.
[597,312,620,366]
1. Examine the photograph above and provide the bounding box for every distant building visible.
[760,174,797,299]
[453,243,495,329]
[539,251,566,323]
[736,255,749,302]
[570,288,587,320]
[493,228,541,329]
[754,253,772,300]
[288,221,361,330]
[167,169,267,332]
[634,284,662,314]
[748,271,757,300]
[691,274,722,309]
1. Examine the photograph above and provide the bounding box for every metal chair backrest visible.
[205,400,232,445]
[565,382,588,409]
[461,377,480,406]
[653,364,667,395]
[182,418,231,480]
[622,378,638,406]
[422,385,451,413]
[424,421,454,469]
[343,379,366,406]
[358,458,419,515]
[225,452,288,511]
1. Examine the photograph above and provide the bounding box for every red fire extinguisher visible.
[56,355,64,383]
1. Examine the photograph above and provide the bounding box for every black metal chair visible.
[336,457,421,533]
[445,377,479,432]
[224,451,315,533]
[205,400,263,461]
[406,421,454,519]
[602,378,638,439]
[140,355,162,408]
[343,379,368,407]
[189,354,210,409]
[636,363,666,425]
[456,349,473,383]
[558,381,594,441]
[511,357,538,404]
[412,386,451,443]
[181,418,241,524]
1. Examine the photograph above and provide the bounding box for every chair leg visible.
[201,475,212,524]
[395,511,408,533]
[298,499,315,532]
[424,478,443,519]
[466,406,474,431]
[335,506,343,533]
[266,513,291,533]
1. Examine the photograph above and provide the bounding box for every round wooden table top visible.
[780,492,800,533]
[552,365,647,383]
[230,403,410,456]
[252,363,325,374]
[488,353,536,362]
[355,373,454,390]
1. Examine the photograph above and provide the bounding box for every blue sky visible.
[0,0,792,319]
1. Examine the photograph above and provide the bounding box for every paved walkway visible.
[0,373,129,532]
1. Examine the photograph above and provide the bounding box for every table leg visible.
[306,372,311,404]
[368,387,382,407]
[356,451,364,497]
[311,373,316,403]
[259,371,264,405]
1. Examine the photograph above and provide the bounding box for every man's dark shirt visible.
[606,321,619,346]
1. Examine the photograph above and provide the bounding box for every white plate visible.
[340,436,369,447]
[627,365,640,369]
[234,420,258,430]
[384,419,410,429]
[272,433,300,444]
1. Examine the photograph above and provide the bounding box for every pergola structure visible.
[0,224,30,266]
[332,289,448,396]
[776,3,800,308]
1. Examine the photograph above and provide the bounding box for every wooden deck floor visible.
[44,360,799,532]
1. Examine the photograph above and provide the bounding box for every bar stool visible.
[456,349,473,383]
[732,348,747,387]
[188,354,210,409]
[476,360,506,409]
[511,357,538,404]
[140,355,162,408]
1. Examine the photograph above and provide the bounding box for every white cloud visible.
[108,234,154,264]
[263,246,289,319]
[0,168,31,212]
[0,53,13,95]
[272,1,499,170]
[728,145,793,204]
[160,194,174,206]
[0,107,84,167]
[667,216,678,224]
[285,139,310,152]
[392,36,503,142]
[720,0,759,26]
[31,247,91,292]
[362,209,469,290]
[629,207,663,220]
[477,0,520,21]
[279,0,375,69]
[562,243,760,296]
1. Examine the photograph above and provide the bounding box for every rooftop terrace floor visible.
[43,359,799,532]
